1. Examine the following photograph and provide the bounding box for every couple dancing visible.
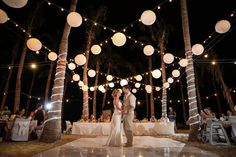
[106,85,136,147]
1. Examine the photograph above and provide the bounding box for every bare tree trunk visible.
[180,0,200,141]
[1,41,18,110]
[25,71,36,116]
[195,71,202,111]
[44,62,54,104]
[93,59,100,118]
[102,62,111,108]
[40,0,77,143]
[145,75,149,119]
[148,57,154,116]
[180,80,187,125]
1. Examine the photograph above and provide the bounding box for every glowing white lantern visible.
[140,10,156,26]
[155,87,161,91]
[215,20,231,34]
[2,0,28,8]
[192,44,204,55]
[82,85,88,91]
[143,45,154,56]
[152,69,161,79]
[167,77,174,84]
[135,75,142,81]
[163,53,174,64]
[145,85,152,93]
[74,54,86,66]
[78,81,84,87]
[0,9,8,24]
[91,44,101,55]
[48,51,57,61]
[106,75,113,81]
[135,83,141,88]
[172,69,180,77]
[98,85,105,91]
[72,74,80,81]
[26,38,42,51]
[68,62,76,70]
[88,69,96,77]
[109,82,115,88]
[179,58,188,67]
[132,89,137,93]
[101,89,106,93]
[67,12,82,27]
[120,79,128,86]
[163,82,170,88]
[112,32,126,47]
[90,87,95,91]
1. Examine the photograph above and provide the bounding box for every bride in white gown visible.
[106,89,123,147]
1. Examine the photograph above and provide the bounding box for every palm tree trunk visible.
[148,57,155,116]
[1,41,18,110]
[40,0,77,143]
[145,75,149,119]
[180,80,187,125]
[25,71,36,116]
[180,0,200,141]
[102,62,111,108]
[93,59,100,118]
[195,70,202,111]
[44,62,54,104]
[61,75,69,132]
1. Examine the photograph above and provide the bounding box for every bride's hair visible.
[112,89,121,97]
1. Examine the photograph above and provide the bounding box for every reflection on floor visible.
[31,136,220,157]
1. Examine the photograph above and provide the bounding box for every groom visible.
[122,85,136,147]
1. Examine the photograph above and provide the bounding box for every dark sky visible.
[0,0,235,123]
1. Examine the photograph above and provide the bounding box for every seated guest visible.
[220,113,226,122]
[160,113,169,123]
[98,115,105,122]
[89,114,96,123]
[141,117,148,123]
[150,116,157,122]
[34,104,46,126]
[104,115,111,123]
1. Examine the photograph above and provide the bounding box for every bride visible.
[106,89,123,146]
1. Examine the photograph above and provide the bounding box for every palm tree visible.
[148,57,155,116]
[180,0,200,141]
[1,40,18,110]
[179,80,187,125]
[25,70,36,116]
[92,58,100,118]
[40,0,78,142]
[44,62,54,103]
[102,62,111,108]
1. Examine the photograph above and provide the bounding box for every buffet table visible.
[72,122,174,136]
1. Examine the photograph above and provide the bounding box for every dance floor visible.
[31,136,219,157]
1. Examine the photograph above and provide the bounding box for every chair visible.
[65,120,72,134]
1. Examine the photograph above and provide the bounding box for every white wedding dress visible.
[106,101,123,146]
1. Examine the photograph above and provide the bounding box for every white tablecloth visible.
[72,122,174,135]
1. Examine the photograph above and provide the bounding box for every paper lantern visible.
[167,78,174,84]
[135,75,142,81]
[78,81,84,87]
[82,85,88,91]
[91,44,101,55]
[98,85,105,91]
[120,79,128,86]
[90,87,95,91]
[135,83,141,88]
[192,44,204,55]
[48,51,57,61]
[163,53,174,64]
[2,0,28,8]
[155,87,161,91]
[143,45,154,56]
[26,38,42,51]
[101,89,106,93]
[152,69,161,79]
[163,82,170,88]
[108,82,115,88]
[106,75,113,81]
[172,69,180,78]
[67,12,82,27]
[68,62,76,70]
[74,54,86,66]
[179,59,188,67]
[88,69,96,77]
[140,10,156,26]
[132,89,137,93]
[0,9,8,24]
[145,85,152,93]
[72,74,80,81]
[215,20,231,34]
[112,32,126,47]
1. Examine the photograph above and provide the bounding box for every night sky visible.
[0,0,235,126]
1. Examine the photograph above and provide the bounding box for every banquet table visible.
[72,121,175,136]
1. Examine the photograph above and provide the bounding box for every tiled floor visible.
[31,136,219,157]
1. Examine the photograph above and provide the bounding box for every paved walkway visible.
[31,136,219,157]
